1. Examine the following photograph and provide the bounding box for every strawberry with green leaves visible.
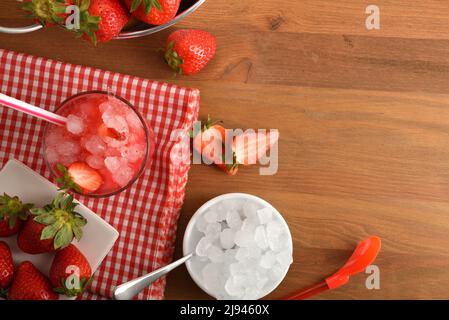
[9,261,59,300]
[165,29,217,75]
[21,0,69,26]
[57,162,103,194]
[22,0,129,44]
[0,193,33,237]
[0,241,13,298]
[17,192,87,254]
[192,116,238,175]
[125,0,180,26]
[50,244,92,297]
[192,117,280,175]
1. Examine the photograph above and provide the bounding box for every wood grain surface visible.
[2,0,449,299]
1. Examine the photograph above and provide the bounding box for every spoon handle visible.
[113,253,194,300]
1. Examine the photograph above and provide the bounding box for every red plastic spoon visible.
[284,235,381,300]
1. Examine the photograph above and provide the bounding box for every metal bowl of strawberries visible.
[0,0,206,43]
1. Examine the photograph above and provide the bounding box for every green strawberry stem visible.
[53,276,92,297]
[0,287,8,299]
[21,0,67,25]
[22,0,101,45]
[56,163,82,193]
[165,41,184,74]
[30,192,87,249]
[0,193,33,229]
[130,0,162,14]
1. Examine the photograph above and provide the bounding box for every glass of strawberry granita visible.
[43,91,154,197]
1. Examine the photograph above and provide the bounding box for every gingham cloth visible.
[0,49,200,300]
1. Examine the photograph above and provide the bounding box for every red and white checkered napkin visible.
[0,49,200,300]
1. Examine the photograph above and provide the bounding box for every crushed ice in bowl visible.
[191,198,293,300]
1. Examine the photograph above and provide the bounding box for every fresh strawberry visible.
[9,261,59,300]
[125,0,180,26]
[21,0,69,26]
[56,162,103,193]
[165,29,217,75]
[192,116,238,175]
[50,244,92,297]
[82,0,129,44]
[22,0,129,44]
[233,131,280,166]
[17,192,87,254]
[0,242,13,295]
[0,193,33,237]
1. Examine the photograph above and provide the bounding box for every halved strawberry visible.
[191,116,238,175]
[67,162,103,193]
[97,123,127,141]
[56,163,103,193]
[233,131,280,166]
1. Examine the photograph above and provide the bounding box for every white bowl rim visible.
[183,192,293,300]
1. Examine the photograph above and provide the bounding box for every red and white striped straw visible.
[0,92,67,126]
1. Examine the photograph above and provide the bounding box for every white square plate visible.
[0,159,119,300]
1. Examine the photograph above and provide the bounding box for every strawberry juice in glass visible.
[43,91,153,197]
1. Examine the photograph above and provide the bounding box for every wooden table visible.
[3,0,449,300]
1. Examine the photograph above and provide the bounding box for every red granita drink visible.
[43,91,153,197]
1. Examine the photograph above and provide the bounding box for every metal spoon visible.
[113,253,194,300]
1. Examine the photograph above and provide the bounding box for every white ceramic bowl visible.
[183,193,293,300]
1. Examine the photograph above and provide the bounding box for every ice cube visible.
[86,155,105,169]
[84,135,106,155]
[196,236,212,257]
[229,262,243,276]
[125,110,143,131]
[243,287,260,300]
[207,245,224,263]
[276,249,293,267]
[241,218,257,233]
[196,216,208,234]
[268,231,289,252]
[226,210,242,230]
[225,277,245,297]
[45,130,62,147]
[202,263,222,293]
[266,220,282,238]
[260,251,277,269]
[57,140,80,156]
[242,200,258,220]
[120,144,145,163]
[268,264,285,282]
[101,103,129,135]
[104,156,134,187]
[221,199,240,212]
[235,247,251,261]
[233,273,257,288]
[66,114,85,135]
[45,147,59,164]
[204,210,219,223]
[205,222,221,241]
[214,204,227,222]
[254,225,269,250]
[219,228,235,250]
[223,248,237,264]
[256,274,269,290]
[234,229,255,248]
[257,207,273,225]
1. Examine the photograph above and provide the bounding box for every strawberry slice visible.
[67,162,103,193]
[233,131,279,166]
[192,116,238,175]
